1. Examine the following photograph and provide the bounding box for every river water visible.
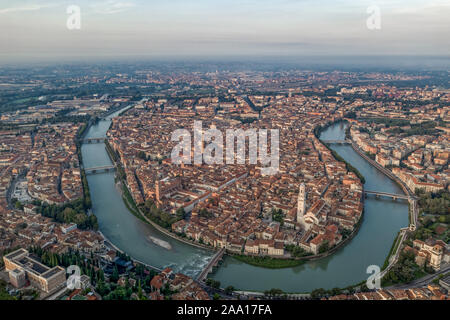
[82,114,408,292]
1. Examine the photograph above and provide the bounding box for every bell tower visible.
[297,183,306,224]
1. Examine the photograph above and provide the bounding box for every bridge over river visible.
[196,248,226,282]
[80,137,106,144]
[321,139,352,145]
[364,190,412,201]
[84,165,115,175]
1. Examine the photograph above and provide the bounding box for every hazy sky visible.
[0,0,449,63]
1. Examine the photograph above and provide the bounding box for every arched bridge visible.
[84,165,115,175]
[364,190,415,201]
[321,139,351,145]
[196,247,226,282]
[81,137,106,144]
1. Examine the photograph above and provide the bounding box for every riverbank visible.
[315,120,366,183]
[98,230,163,273]
[348,140,413,197]
[75,122,93,212]
[382,231,402,270]
[131,191,216,252]
[349,140,418,229]
[223,209,365,269]
[232,255,306,269]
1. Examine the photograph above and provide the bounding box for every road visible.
[197,282,235,299]
[386,263,450,290]
[235,290,311,300]
[45,284,69,300]
[410,198,418,230]
[379,228,408,280]
[5,165,27,210]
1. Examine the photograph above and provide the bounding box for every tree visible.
[0,280,15,300]
[271,208,284,225]
[137,151,147,161]
[137,280,145,300]
[224,285,235,295]
[198,208,212,218]
[264,288,284,296]
[176,207,186,219]
[330,287,342,296]
[135,264,145,277]
[310,288,327,299]
[285,244,310,258]
[319,240,329,254]
[111,266,119,283]
[205,278,220,289]
[14,200,24,211]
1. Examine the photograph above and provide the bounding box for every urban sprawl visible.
[0,66,449,300]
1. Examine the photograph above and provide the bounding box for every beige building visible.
[9,269,26,288]
[413,239,446,271]
[244,239,284,256]
[3,248,66,293]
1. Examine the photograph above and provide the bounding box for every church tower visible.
[297,183,306,224]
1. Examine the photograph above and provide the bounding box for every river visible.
[82,113,408,293]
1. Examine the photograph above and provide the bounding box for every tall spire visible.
[297,183,306,223]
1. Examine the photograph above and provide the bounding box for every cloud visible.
[0,3,57,15]
[90,1,136,14]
